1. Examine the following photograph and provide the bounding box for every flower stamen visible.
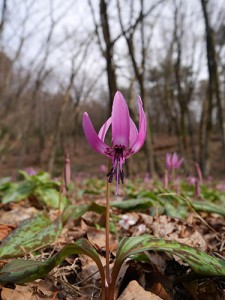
[107,146,125,193]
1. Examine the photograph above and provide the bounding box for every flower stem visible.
[105,160,112,293]
[172,167,175,181]
[106,180,110,286]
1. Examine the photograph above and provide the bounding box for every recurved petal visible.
[166,153,172,168]
[172,152,178,167]
[98,117,112,141]
[129,118,138,146]
[177,158,184,168]
[112,91,130,148]
[82,112,109,156]
[130,96,147,154]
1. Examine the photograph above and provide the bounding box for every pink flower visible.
[166,152,183,170]
[25,167,37,176]
[216,183,225,192]
[100,164,107,174]
[144,172,150,183]
[188,176,196,185]
[82,91,146,193]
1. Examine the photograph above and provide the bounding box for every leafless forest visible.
[0,0,225,178]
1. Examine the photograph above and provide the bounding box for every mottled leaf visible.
[0,178,12,195]
[88,202,106,214]
[191,201,225,216]
[112,235,225,286]
[0,213,62,259]
[0,238,105,298]
[1,181,36,204]
[19,171,51,183]
[0,177,11,186]
[111,198,156,210]
[163,202,188,219]
[63,202,106,224]
[34,186,68,209]
[62,204,90,224]
[111,195,225,218]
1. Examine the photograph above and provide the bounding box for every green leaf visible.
[1,181,36,204]
[34,186,68,209]
[0,213,62,259]
[63,202,106,224]
[0,239,105,297]
[163,202,188,219]
[113,193,225,218]
[0,177,11,186]
[111,198,156,210]
[0,178,12,194]
[137,191,159,200]
[88,202,106,214]
[191,201,225,216]
[19,171,51,183]
[62,204,90,223]
[112,235,225,284]
[0,259,55,284]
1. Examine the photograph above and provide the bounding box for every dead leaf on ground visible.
[82,211,102,226]
[77,254,102,299]
[118,280,163,300]
[1,286,51,300]
[0,224,15,240]
[0,205,38,225]
[15,279,55,298]
[150,282,171,300]
[139,214,207,251]
[81,219,117,250]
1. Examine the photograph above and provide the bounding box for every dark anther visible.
[107,145,125,184]
[107,166,125,185]
[120,169,124,183]
[107,167,114,183]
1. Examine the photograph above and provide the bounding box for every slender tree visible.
[200,0,225,175]
[88,0,118,116]
[117,0,164,176]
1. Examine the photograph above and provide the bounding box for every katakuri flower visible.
[166,152,183,170]
[25,167,37,176]
[82,91,146,193]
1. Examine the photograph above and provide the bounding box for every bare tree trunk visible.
[0,0,7,36]
[116,0,162,177]
[199,88,212,176]
[187,107,197,162]
[88,0,118,116]
[200,0,225,175]
[99,0,117,114]
[173,1,191,172]
[48,70,75,173]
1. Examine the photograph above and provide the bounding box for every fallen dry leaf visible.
[150,282,171,300]
[0,224,15,240]
[139,214,207,251]
[81,219,116,250]
[1,287,51,300]
[118,280,163,300]
[0,206,38,225]
[15,279,54,298]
